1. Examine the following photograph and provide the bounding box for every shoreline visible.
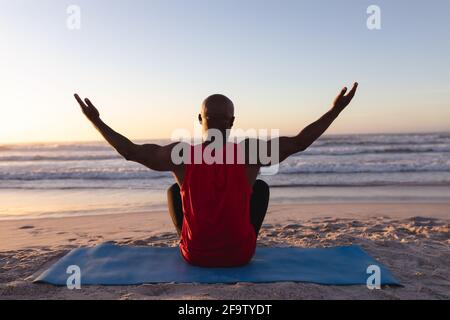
[1,200,450,222]
[2,184,450,221]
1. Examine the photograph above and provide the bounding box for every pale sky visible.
[1,0,449,144]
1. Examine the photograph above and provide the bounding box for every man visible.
[74,82,358,267]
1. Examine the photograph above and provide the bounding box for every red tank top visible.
[179,142,256,267]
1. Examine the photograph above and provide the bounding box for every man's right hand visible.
[74,93,100,122]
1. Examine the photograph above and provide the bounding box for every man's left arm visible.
[260,82,359,164]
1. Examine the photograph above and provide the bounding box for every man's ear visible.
[198,114,202,124]
[230,116,235,128]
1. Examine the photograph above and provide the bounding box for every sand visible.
[0,202,449,300]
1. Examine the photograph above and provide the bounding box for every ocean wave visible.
[0,171,171,180]
[0,185,152,190]
[268,181,450,187]
[298,145,450,156]
[278,166,450,174]
[0,143,109,153]
[0,154,122,162]
[1,180,449,190]
[0,139,169,153]
[1,145,449,162]
[314,138,450,147]
[0,166,449,180]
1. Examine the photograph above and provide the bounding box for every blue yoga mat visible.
[34,242,400,286]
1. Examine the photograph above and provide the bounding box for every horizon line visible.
[1,130,449,146]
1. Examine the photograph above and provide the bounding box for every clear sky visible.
[1,0,449,144]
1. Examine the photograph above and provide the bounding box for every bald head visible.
[199,94,235,136]
[201,94,234,117]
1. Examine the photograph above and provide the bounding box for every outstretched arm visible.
[277,82,359,162]
[74,94,179,172]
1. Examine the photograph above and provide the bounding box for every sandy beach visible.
[0,202,449,300]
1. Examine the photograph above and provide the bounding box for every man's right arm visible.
[74,94,182,172]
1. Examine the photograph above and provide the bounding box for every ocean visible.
[1,132,449,220]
